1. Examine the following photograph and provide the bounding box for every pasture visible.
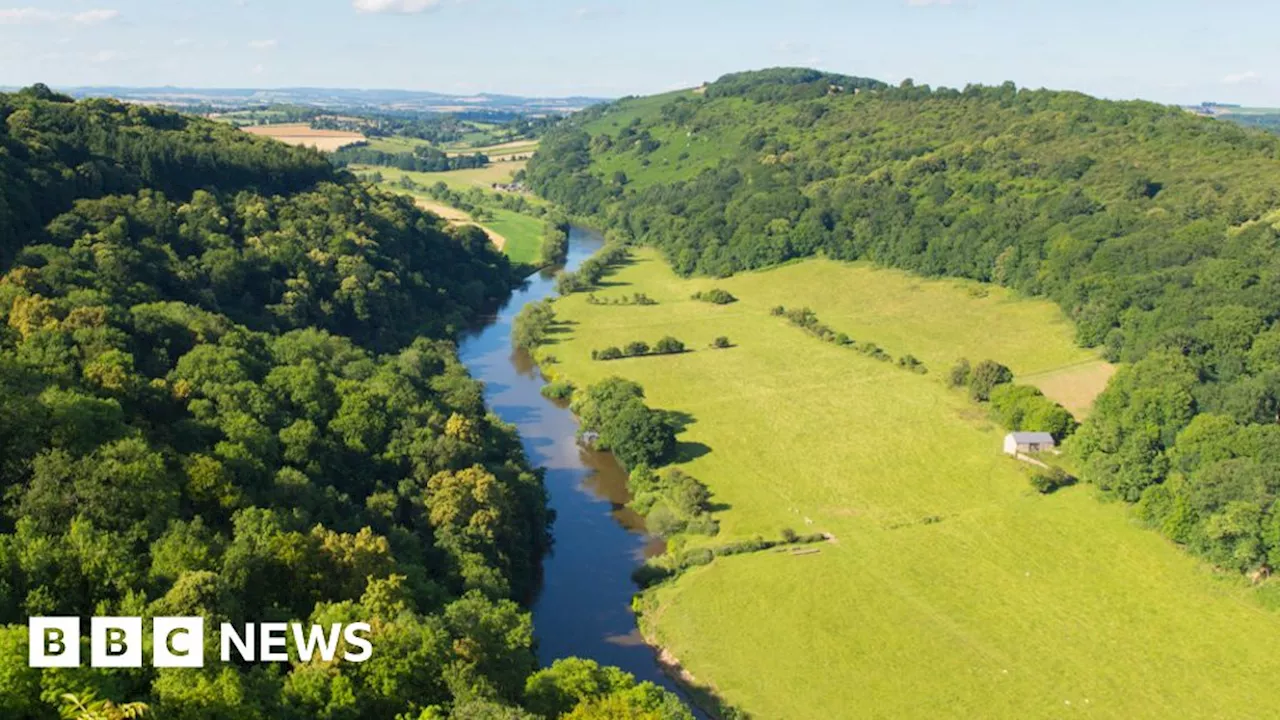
[540,248,1280,719]
[362,162,527,192]
[241,123,365,151]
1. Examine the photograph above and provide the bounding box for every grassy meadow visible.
[365,170,544,264]
[362,162,527,192]
[538,247,1280,719]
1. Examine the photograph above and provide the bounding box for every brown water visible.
[457,227,687,695]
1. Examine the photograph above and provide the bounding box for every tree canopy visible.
[527,68,1280,576]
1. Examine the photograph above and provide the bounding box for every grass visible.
[539,247,1280,719]
[358,163,526,192]
[479,207,543,264]
[365,172,544,264]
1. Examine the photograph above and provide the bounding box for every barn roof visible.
[1007,431,1056,444]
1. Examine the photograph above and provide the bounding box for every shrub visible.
[645,503,685,538]
[623,340,650,356]
[692,288,737,305]
[1029,467,1076,494]
[540,381,575,401]
[780,527,798,543]
[770,305,785,316]
[596,346,623,361]
[969,359,1013,401]
[653,336,686,354]
[678,547,715,567]
[898,354,927,373]
[512,300,555,350]
[949,358,972,387]
[712,336,732,349]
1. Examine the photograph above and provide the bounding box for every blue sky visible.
[1,0,1277,105]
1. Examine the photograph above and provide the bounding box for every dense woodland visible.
[0,86,691,719]
[331,145,489,173]
[528,68,1280,576]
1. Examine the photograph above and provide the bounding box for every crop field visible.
[539,248,1280,719]
[361,162,527,192]
[241,123,365,151]
[449,139,539,160]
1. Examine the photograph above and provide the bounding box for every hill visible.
[536,247,1280,719]
[0,86,690,719]
[528,68,1280,576]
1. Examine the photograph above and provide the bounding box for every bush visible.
[989,383,1077,440]
[969,359,1013,401]
[712,336,732,349]
[540,381,575,401]
[949,358,972,387]
[898,354,927,374]
[1029,467,1076,494]
[678,547,715,567]
[513,300,555,350]
[623,340,650,357]
[692,288,737,305]
[653,336,686,354]
[646,503,686,538]
[596,346,623,361]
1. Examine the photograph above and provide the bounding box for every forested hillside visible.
[528,68,1280,576]
[0,87,691,719]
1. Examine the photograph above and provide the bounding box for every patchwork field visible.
[402,193,542,264]
[241,123,365,151]
[539,248,1280,719]
[362,162,527,192]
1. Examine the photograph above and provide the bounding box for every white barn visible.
[1003,431,1056,455]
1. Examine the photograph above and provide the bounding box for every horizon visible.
[3,0,1279,107]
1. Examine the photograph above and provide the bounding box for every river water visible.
[457,226,686,694]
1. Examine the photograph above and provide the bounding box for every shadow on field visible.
[673,441,711,464]
[661,410,697,434]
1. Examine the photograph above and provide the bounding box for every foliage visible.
[0,88,684,719]
[332,145,489,173]
[691,289,737,305]
[591,337,685,361]
[1029,467,1076,494]
[571,378,677,469]
[627,466,717,538]
[513,300,556,350]
[527,68,1280,575]
[988,383,1077,440]
[968,360,1014,402]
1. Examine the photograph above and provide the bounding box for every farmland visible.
[538,247,1280,719]
[240,122,365,151]
[362,162,528,192]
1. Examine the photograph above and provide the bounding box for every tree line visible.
[527,67,1280,579]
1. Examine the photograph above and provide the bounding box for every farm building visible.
[1003,432,1056,455]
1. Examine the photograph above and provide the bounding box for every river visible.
[457,226,691,697]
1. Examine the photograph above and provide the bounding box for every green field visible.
[359,162,526,192]
[362,166,544,264]
[481,207,543,264]
[538,248,1280,719]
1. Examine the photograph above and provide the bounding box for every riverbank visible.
[456,228,703,710]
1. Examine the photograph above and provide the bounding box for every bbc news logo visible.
[28,617,372,668]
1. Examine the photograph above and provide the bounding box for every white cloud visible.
[173,37,195,47]
[251,63,265,75]
[90,50,119,64]
[907,0,953,5]
[71,9,119,24]
[248,39,278,50]
[0,8,59,23]
[1223,71,1260,85]
[352,0,443,13]
[0,7,119,24]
